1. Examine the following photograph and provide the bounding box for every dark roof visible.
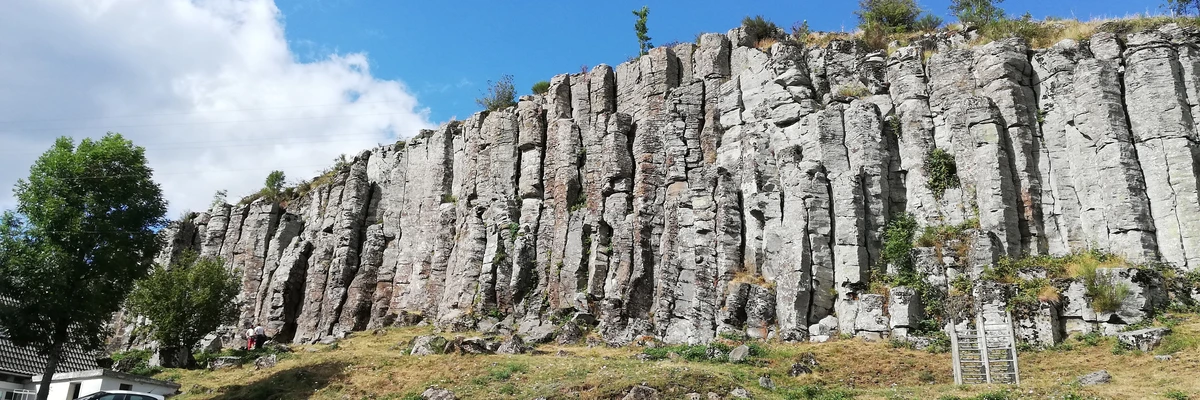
[0,298,100,377]
[0,331,100,377]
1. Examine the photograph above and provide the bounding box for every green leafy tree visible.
[633,6,652,56]
[127,251,239,368]
[950,0,1005,27]
[475,74,517,111]
[263,170,285,201]
[1166,0,1200,15]
[0,133,166,400]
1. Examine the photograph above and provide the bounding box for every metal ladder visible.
[950,311,1020,385]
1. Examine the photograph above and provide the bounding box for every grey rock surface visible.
[1078,370,1112,386]
[623,385,659,400]
[729,345,750,363]
[129,24,1200,350]
[1117,327,1170,352]
[421,387,457,400]
[410,335,447,356]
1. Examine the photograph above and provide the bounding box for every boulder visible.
[496,335,527,355]
[623,385,659,400]
[253,354,277,370]
[524,325,557,344]
[422,387,457,400]
[1078,370,1111,386]
[730,387,752,398]
[1117,327,1169,352]
[456,337,491,354]
[758,375,775,390]
[557,322,584,345]
[809,315,838,342]
[888,286,923,329]
[410,335,447,356]
[855,294,889,332]
[789,363,813,376]
[209,356,241,370]
[729,345,751,363]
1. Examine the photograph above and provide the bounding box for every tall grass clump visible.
[1079,261,1132,313]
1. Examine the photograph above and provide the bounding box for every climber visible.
[245,325,256,350]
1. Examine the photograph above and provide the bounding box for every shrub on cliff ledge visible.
[742,15,780,47]
[476,74,517,112]
[531,80,550,95]
[924,148,960,199]
[856,0,941,33]
[880,212,919,275]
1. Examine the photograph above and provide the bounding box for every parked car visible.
[74,390,165,400]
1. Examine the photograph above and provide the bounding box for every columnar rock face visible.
[143,25,1200,345]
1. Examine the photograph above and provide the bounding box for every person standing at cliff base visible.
[254,325,266,350]
[246,326,256,350]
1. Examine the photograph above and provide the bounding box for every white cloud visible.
[0,0,433,215]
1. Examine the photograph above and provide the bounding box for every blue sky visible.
[277,0,1165,122]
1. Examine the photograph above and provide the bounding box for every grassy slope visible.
[158,314,1200,400]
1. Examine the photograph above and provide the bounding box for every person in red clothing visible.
[245,326,256,349]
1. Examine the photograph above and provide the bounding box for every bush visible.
[924,148,960,199]
[977,13,1062,48]
[950,0,1006,27]
[915,14,944,32]
[855,0,923,33]
[778,385,857,400]
[1166,389,1192,400]
[476,74,517,111]
[742,15,780,43]
[880,212,919,275]
[111,349,162,377]
[531,81,550,95]
[1078,262,1132,313]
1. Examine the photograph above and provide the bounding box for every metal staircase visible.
[950,311,1020,385]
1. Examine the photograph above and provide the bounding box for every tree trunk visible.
[35,345,61,400]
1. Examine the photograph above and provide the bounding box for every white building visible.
[31,369,179,399]
[0,331,178,400]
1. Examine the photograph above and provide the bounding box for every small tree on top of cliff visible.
[857,0,942,33]
[950,0,1005,27]
[633,6,652,56]
[475,74,517,112]
[0,133,167,400]
[263,170,286,202]
[128,251,239,368]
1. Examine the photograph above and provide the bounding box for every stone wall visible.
[134,24,1200,347]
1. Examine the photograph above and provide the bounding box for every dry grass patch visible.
[160,315,1200,399]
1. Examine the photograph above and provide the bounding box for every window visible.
[118,384,133,391]
[69,383,81,399]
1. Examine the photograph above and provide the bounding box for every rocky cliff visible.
[139,24,1200,349]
